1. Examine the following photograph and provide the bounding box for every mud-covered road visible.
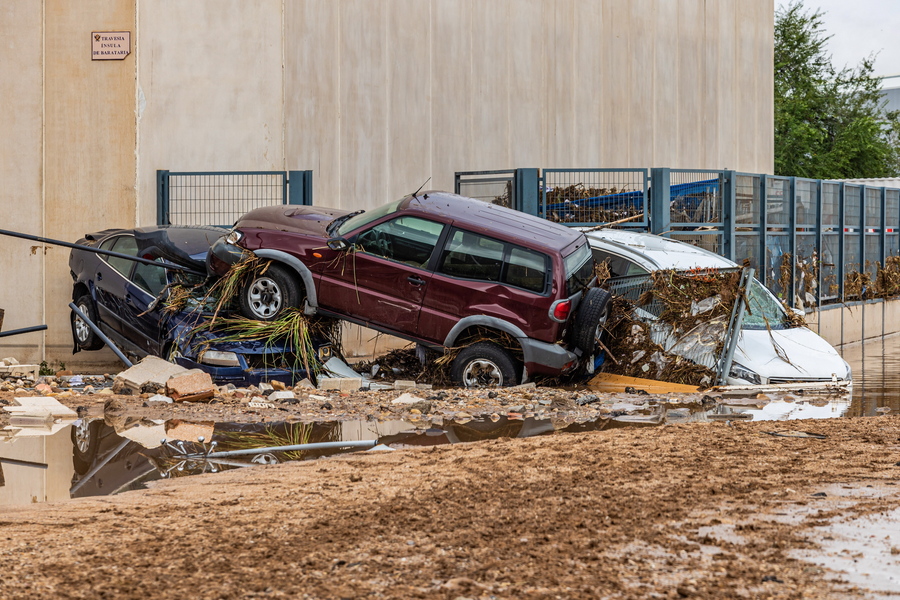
[3,410,899,599]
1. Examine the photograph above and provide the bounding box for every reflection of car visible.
[208,191,606,386]
[68,226,330,386]
[585,229,852,386]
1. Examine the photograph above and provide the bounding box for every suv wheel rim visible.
[248,277,282,318]
[74,304,91,342]
[462,359,503,387]
[73,419,91,453]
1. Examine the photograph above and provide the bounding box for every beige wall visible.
[285,0,774,212]
[1,0,775,366]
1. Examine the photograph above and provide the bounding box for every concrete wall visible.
[284,0,774,212]
[0,0,775,367]
[814,299,900,348]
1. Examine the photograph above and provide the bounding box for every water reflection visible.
[2,395,859,507]
[841,333,900,416]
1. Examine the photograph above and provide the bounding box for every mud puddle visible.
[2,392,858,507]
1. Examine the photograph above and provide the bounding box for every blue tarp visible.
[544,178,719,213]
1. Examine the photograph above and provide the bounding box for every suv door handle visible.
[407,276,425,286]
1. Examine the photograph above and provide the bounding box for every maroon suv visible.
[208,191,610,386]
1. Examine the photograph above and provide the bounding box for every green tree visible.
[774,1,900,178]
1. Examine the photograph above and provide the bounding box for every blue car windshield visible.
[337,199,403,236]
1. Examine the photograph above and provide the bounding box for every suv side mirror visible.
[327,237,349,251]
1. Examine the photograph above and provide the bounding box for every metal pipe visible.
[0,325,48,338]
[0,457,49,469]
[203,440,377,458]
[0,228,198,272]
[68,303,133,367]
[716,267,754,385]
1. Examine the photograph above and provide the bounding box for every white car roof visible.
[584,229,736,271]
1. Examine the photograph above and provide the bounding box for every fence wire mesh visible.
[163,172,287,227]
[541,169,647,226]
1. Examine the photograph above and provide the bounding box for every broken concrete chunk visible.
[2,396,78,418]
[390,392,432,413]
[258,382,274,392]
[393,380,417,390]
[270,380,287,391]
[166,370,216,402]
[294,378,315,390]
[268,390,295,401]
[147,394,174,404]
[114,356,190,395]
[2,357,19,366]
[318,377,362,392]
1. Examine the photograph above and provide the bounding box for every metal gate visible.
[157,170,313,227]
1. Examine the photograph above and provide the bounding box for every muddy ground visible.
[2,384,899,599]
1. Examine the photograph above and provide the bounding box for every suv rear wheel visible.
[451,342,519,388]
[239,264,301,321]
[571,287,612,354]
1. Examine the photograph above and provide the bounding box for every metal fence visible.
[157,170,312,227]
[459,167,900,310]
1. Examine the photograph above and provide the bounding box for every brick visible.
[317,377,362,392]
[268,390,295,401]
[165,370,216,402]
[392,380,417,390]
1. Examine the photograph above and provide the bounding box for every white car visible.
[585,229,852,386]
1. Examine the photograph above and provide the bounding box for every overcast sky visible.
[780,0,900,84]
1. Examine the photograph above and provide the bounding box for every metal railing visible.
[157,170,312,227]
[460,167,900,310]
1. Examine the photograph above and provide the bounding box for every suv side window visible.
[439,228,549,294]
[356,216,443,268]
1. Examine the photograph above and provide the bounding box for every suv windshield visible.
[742,278,792,330]
[337,199,404,236]
[564,243,594,295]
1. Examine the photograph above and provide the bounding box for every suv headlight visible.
[225,229,243,245]
[729,362,761,385]
[200,351,241,367]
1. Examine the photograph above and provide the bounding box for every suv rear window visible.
[565,243,594,295]
[438,228,548,293]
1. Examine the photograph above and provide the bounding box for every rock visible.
[393,380,417,390]
[510,382,536,390]
[575,394,600,406]
[166,370,216,402]
[271,380,287,391]
[55,369,73,377]
[103,398,126,415]
[34,383,53,394]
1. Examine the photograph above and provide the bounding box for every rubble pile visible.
[600,269,745,387]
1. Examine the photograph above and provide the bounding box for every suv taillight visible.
[552,299,571,321]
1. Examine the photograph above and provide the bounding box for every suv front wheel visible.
[239,264,301,321]
[451,342,519,388]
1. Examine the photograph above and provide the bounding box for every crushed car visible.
[207,191,609,386]
[586,229,852,386]
[68,226,334,386]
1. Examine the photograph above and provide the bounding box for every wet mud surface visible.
[2,406,899,599]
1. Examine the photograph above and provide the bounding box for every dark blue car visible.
[68,226,331,386]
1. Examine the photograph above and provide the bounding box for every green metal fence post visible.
[288,170,313,205]
[722,170,736,261]
[649,168,670,236]
[156,170,169,225]
[515,168,540,217]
